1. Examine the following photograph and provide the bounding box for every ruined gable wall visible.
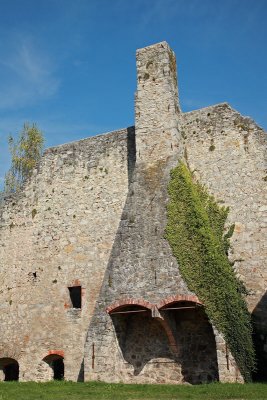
[0,127,133,381]
[179,103,267,313]
[179,103,267,373]
[0,40,266,384]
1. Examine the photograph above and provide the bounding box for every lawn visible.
[0,382,267,400]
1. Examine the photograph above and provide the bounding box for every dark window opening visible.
[68,286,81,308]
[52,358,64,380]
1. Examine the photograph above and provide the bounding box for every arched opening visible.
[106,298,153,314]
[110,304,178,382]
[42,354,64,381]
[0,358,19,381]
[159,300,219,384]
[108,297,219,384]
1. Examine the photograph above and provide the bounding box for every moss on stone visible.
[31,209,37,219]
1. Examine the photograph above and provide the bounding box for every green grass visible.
[0,382,267,400]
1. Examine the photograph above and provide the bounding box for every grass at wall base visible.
[0,382,267,400]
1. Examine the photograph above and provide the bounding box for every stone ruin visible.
[0,41,266,384]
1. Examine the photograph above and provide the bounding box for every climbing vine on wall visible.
[165,162,255,382]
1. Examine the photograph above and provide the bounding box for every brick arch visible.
[43,350,65,359]
[106,298,154,314]
[69,279,81,287]
[157,295,202,310]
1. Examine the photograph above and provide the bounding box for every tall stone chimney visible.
[135,41,181,164]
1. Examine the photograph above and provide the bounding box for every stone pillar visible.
[135,41,182,165]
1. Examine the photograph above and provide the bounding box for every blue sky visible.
[0,0,266,186]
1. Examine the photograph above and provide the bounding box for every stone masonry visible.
[0,41,266,383]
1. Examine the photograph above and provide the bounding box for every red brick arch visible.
[107,295,202,314]
[157,295,202,310]
[106,298,154,314]
[43,350,64,358]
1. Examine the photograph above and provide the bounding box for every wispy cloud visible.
[0,35,60,110]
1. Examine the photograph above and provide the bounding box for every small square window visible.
[68,286,82,309]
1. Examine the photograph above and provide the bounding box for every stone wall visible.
[179,102,267,314]
[0,41,266,384]
[0,127,134,381]
[178,104,267,379]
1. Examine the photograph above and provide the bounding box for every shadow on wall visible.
[252,291,267,382]
[126,127,136,186]
[112,308,174,377]
[167,303,219,384]
[78,359,84,382]
[111,302,219,384]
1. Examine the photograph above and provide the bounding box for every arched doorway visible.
[42,354,64,381]
[108,296,219,384]
[110,303,179,382]
[159,300,219,384]
[0,358,19,381]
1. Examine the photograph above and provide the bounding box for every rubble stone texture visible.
[0,41,266,384]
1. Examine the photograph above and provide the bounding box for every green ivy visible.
[165,162,255,382]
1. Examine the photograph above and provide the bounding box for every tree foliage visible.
[165,162,255,382]
[4,123,44,194]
